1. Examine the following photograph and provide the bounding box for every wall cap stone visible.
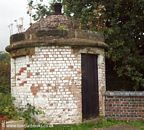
[6,38,107,52]
[105,91,144,96]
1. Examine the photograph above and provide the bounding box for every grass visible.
[25,119,144,130]
[127,121,144,130]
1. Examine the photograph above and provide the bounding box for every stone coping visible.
[6,38,107,52]
[6,28,108,52]
[10,30,105,44]
[105,91,144,96]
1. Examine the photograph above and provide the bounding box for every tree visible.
[27,0,63,21]
[27,0,144,90]
[103,0,144,90]
[0,52,10,93]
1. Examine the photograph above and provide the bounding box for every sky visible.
[0,0,55,52]
[0,0,31,51]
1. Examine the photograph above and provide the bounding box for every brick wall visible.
[11,46,82,124]
[105,91,144,121]
[11,46,106,124]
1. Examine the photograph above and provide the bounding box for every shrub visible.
[19,104,42,125]
[0,93,18,118]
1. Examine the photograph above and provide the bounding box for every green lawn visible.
[25,119,144,130]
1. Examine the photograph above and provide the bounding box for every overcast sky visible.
[0,0,31,51]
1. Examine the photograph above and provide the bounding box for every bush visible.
[0,93,42,124]
[0,93,18,118]
[19,104,42,125]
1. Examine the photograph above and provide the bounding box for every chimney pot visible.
[53,3,62,15]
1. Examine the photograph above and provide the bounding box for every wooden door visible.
[81,54,99,119]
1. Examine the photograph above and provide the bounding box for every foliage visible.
[0,93,42,124]
[103,0,144,90]
[27,0,144,90]
[63,0,106,31]
[0,93,18,118]
[19,104,42,125]
[0,52,10,93]
[0,94,42,125]
[0,51,10,64]
[27,0,54,21]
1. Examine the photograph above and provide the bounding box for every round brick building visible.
[6,4,107,124]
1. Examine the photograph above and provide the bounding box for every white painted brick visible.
[11,46,105,124]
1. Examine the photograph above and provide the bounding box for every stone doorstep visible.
[1,120,25,130]
[93,125,139,130]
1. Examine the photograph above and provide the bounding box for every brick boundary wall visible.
[105,91,144,121]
